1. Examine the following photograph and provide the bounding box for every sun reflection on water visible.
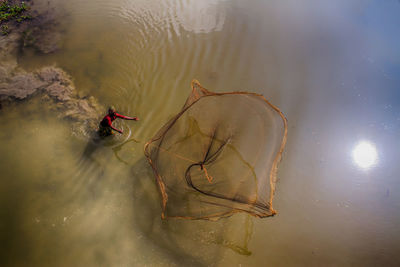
[352,141,378,170]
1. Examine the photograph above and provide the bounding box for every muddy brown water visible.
[1,0,400,266]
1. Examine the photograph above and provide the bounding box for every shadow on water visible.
[68,132,127,202]
[130,158,208,266]
[78,131,130,168]
[130,157,255,266]
[77,133,112,175]
[70,128,140,202]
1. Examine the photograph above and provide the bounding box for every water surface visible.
[2,0,400,266]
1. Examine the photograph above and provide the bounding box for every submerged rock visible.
[0,71,45,99]
[0,64,103,133]
[21,11,64,54]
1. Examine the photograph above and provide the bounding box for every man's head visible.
[108,106,116,114]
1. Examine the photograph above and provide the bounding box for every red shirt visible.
[100,112,130,127]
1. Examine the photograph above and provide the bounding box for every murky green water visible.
[2,0,400,266]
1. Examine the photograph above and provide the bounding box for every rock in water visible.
[0,65,103,134]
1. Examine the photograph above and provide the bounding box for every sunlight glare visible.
[352,141,378,170]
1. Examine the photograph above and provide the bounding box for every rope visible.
[149,143,214,183]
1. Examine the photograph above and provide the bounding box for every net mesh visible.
[144,80,288,220]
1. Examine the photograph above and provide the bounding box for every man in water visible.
[99,106,139,136]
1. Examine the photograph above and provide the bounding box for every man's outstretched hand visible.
[133,117,139,121]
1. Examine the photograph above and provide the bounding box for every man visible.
[99,106,139,136]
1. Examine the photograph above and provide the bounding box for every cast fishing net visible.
[144,80,287,220]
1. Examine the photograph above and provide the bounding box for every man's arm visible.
[115,113,139,121]
[110,125,123,134]
[105,116,123,133]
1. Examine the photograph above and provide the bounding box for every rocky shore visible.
[0,0,103,134]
